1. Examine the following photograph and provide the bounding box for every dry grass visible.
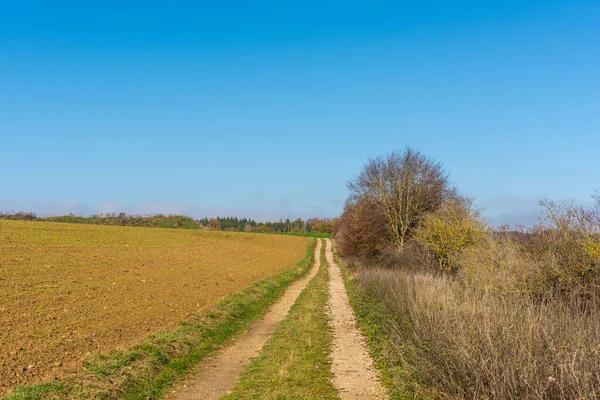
[0,220,309,394]
[352,259,600,399]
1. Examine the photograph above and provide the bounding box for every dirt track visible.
[165,240,323,400]
[165,239,387,399]
[325,239,387,399]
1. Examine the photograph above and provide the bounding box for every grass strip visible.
[223,239,338,400]
[3,239,316,400]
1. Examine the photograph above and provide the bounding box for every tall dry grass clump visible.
[358,267,600,399]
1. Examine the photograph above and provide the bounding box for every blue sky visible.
[1,1,599,224]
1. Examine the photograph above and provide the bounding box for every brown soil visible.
[0,220,308,394]
[164,240,322,400]
[325,239,387,399]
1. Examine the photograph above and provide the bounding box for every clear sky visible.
[1,1,599,224]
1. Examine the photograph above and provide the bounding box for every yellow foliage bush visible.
[582,238,600,260]
[414,197,485,272]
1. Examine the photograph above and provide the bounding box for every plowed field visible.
[0,220,308,393]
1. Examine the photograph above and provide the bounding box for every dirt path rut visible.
[165,240,322,400]
[325,239,387,399]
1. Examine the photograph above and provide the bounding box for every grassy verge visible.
[351,268,600,399]
[223,239,338,400]
[344,262,600,399]
[2,239,316,400]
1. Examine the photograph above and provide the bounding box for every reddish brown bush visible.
[334,197,387,258]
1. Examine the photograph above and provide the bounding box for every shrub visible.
[334,197,388,258]
[414,197,485,272]
[207,218,221,230]
[0,211,38,220]
[524,200,600,298]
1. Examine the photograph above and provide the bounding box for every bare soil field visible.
[0,220,308,394]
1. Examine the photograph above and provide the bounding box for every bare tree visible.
[592,190,600,229]
[347,148,453,249]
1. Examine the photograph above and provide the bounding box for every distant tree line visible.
[0,212,334,236]
[197,216,334,235]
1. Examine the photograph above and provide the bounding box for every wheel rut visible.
[325,239,387,399]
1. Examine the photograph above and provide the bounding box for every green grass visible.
[1,384,72,400]
[223,239,339,400]
[2,239,316,400]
